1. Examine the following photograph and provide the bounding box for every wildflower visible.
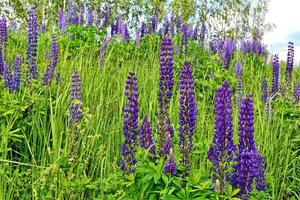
[140,116,156,155]
[42,34,58,85]
[271,54,280,95]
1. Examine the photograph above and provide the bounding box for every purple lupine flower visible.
[222,39,235,69]
[118,15,123,35]
[157,36,174,155]
[67,0,74,24]
[163,16,169,36]
[261,78,269,105]
[26,9,39,81]
[0,49,3,75]
[100,37,111,68]
[162,120,174,155]
[73,4,79,25]
[231,95,266,199]
[12,56,22,92]
[178,61,197,176]
[140,116,156,155]
[42,34,58,85]
[0,17,8,47]
[199,21,206,44]
[234,60,243,107]
[285,42,294,87]
[176,17,182,33]
[151,14,157,33]
[121,71,139,174]
[209,37,224,55]
[40,20,46,33]
[192,25,198,40]
[294,84,300,103]
[87,6,94,26]
[140,22,145,38]
[170,15,174,36]
[70,71,82,126]
[271,54,280,95]
[181,23,188,46]
[79,4,85,25]
[187,26,193,39]
[121,23,127,42]
[3,61,13,89]
[163,150,177,175]
[103,4,109,27]
[58,9,67,35]
[96,6,101,26]
[136,28,141,48]
[207,80,236,193]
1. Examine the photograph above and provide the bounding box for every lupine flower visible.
[199,21,206,44]
[182,23,187,46]
[157,36,174,154]
[285,42,294,87]
[118,15,123,35]
[0,49,3,75]
[151,14,157,33]
[209,37,224,55]
[121,71,139,174]
[222,39,235,69]
[100,37,111,68]
[235,60,243,107]
[3,61,13,89]
[271,54,280,95]
[231,95,266,199]
[12,56,22,92]
[80,4,85,25]
[70,71,82,125]
[294,84,300,103]
[0,16,8,48]
[136,28,141,48]
[163,16,169,35]
[26,9,39,81]
[192,25,198,40]
[187,27,193,39]
[87,6,94,26]
[73,4,79,25]
[42,34,58,85]
[141,22,145,38]
[121,23,127,42]
[178,61,197,175]
[207,80,236,193]
[176,17,182,33]
[67,0,74,24]
[162,120,174,155]
[58,9,67,35]
[140,116,156,155]
[170,15,174,36]
[163,149,177,175]
[103,5,109,27]
[96,7,101,26]
[40,20,46,33]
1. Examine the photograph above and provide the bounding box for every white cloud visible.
[263,0,300,64]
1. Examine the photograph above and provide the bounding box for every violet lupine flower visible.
[192,25,198,40]
[110,21,117,37]
[151,14,157,33]
[222,39,235,69]
[209,37,224,55]
[42,34,58,85]
[79,4,85,25]
[285,42,294,87]
[170,15,174,36]
[58,9,67,35]
[162,120,174,155]
[70,71,82,125]
[73,4,79,25]
[103,5,109,27]
[0,49,3,75]
[140,116,156,155]
[294,84,300,103]
[87,6,94,26]
[231,95,266,199]
[157,36,174,155]
[3,62,13,89]
[207,80,236,193]
[163,149,177,175]
[121,71,139,174]
[234,60,243,107]
[261,78,269,105]
[181,23,188,46]
[136,28,141,48]
[0,16,8,48]
[100,37,111,68]
[163,16,169,36]
[12,56,22,92]
[26,9,39,81]
[118,15,123,35]
[199,21,206,44]
[40,21,46,33]
[176,17,182,33]
[121,23,127,42]
[96,7,101,26]
[67,0,74,24]
[271,54,280,95]
[140,22,145,38]
[178,61,197,175]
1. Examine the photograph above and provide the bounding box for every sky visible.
[263,0,300,64]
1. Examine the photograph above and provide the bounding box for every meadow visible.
[0,2,300,200]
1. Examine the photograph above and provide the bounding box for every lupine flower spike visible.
[121,72,139,174]
[140,116,156,155]
[207,80,236,194]
[285,42,294,88]
[234,60,243,107]
[178,61,197,176]
[42,34,58,85]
